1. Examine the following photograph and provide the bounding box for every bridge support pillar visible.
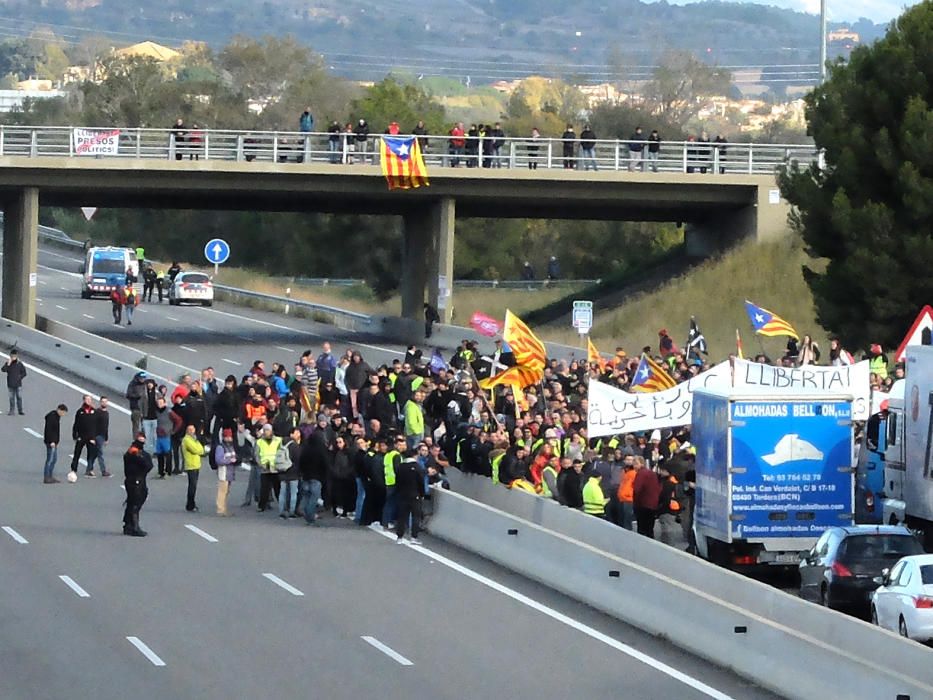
[2,187,39,327]
[686,186,789,257]
[427,197,455,325]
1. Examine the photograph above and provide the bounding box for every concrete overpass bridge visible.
[0,126,806,330]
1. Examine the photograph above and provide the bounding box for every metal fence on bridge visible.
[0,125,818,175]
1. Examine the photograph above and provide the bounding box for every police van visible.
[81,246,139,298]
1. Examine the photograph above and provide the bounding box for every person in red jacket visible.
[632,455,661,538]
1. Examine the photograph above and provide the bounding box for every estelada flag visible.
[630,353,677,393]
[502,309,546,371]
[380,136,429,190]
[744,300,799,340]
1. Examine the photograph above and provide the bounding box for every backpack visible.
[274,442,293,472]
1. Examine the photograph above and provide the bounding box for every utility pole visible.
[820,0,828,83]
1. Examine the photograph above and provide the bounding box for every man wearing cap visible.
[214,428,238,516]
[123,432,153,536]
[256,423,282,512]
[582,467,608,518]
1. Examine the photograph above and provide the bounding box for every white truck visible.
[884,345,933,549]
[692,388,856,569]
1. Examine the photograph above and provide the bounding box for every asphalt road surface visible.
[34,247,414,372]
[0,357,779,700]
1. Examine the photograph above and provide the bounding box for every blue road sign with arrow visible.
[204,238,230,265]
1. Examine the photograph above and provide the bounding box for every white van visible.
[81,246,139,298]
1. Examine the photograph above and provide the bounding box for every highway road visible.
[0,356,778,699]
[33,247,415,372]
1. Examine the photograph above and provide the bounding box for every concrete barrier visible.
[212,285,373,333]
[35,315,193,382]
[431,477,933,699]
[0,317,188,397]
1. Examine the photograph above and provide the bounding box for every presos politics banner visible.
[72,128,121,156]
[587,359,870,437]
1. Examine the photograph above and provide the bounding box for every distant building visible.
[113,40,182,63]
[0,89,67,112]
[827,28,860,43]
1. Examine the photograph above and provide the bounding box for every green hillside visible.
[541,235,830,360]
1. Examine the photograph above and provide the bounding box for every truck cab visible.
[856,380,904,524]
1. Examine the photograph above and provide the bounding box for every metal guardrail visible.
[211,283,373,332]
[0,125,817,175]
[281,276,598,289]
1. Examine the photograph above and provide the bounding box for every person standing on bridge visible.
[579,124,597,171]
[561,123,576,169]
[354,119,370,164]
[647,129,661,172]
[299,107,314,134]
[123,432,153,536]
[527,127,540,170]
[170,117,186,161]
[2,349,27,416]
[628,126,646,172]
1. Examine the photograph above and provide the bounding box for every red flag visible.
[470,311,502,337]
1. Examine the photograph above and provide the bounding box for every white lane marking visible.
[38,248,84,264]
[200,305,398,355]
[59,575,90,598]
[184,524,218,543]
[2,526,28,544]
[136,308,148,313]
[262,573,304,596]
[0,352,131,417]
[179,345,198,353]
[166,316,180,322]
[37,263,81,278]
[126,636,166,667]
[59,286,67,291]
[198,325,213,331]
[361,636,414,666]
[144,334,158,340]
[55,304,68,310]
[38,280,47,286]
[221,358,241,366]
[276,346,295,354]
[68,454,88,467]
[372,530,736,700]
[35,297,43,302]
[24,428,42,439]
[82,313,95,319]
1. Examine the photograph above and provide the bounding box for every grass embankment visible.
[203,266,583,325]
[541,236,828,360]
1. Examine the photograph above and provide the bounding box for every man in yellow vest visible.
[404,389,425,451]
[255,423,282,512]
[582,470,608,518]
[382,435,405,528]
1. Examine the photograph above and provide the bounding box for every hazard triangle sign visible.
[895,305,933,362]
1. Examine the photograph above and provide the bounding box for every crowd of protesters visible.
[36,313,897,547]
[166,112,734,173]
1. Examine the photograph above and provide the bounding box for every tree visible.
[644,50,732,125]
[778,2,933,351]
[351,78,446,133]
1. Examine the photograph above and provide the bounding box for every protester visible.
[2,349,27,415]
[42,403,68,483]
[182,424,206,512]
[123,432,153,536]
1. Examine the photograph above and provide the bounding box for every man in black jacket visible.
[298,428,329,524]
[123,432,154,536]
[88,396,112,477]
[2,349,27,415]
[395,453,426,544]
[42,403,68,483]
[125,371,147,437]
[71,395,99,477]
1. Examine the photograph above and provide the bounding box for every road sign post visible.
[204,238,231,278]
[572,300,593,347]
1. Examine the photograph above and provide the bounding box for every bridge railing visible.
[0,125,818,174]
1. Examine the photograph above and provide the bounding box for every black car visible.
[799,525,924,614]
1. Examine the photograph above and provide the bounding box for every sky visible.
[658,0,918,23]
